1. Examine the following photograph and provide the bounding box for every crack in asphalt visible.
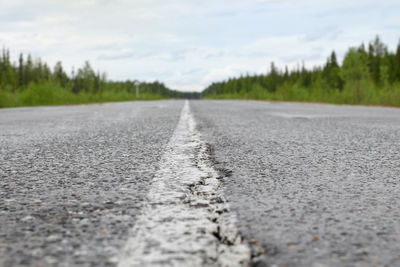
[202,143,269,267]
[190,141,251,266]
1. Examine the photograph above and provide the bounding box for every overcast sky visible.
[1,0,399,91]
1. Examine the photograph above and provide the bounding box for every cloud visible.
[1,0,400,91]
[202,65,243,84]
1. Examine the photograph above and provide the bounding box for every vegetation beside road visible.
[202,36,400,107]
[0,50,199,108]
[3,36,400,108]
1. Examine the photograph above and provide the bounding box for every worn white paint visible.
[117,100,250,267]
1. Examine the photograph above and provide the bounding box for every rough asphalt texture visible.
[1,100,400,267]
[0,101,183,266]
[191,100,400,266]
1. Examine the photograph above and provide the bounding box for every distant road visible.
[1,100,400,266]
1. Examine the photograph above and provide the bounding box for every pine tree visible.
[18,53,24,86]
[25,54,33,85]
[53,61,68,87]
[340,48,370,103]
[368,36,387,85]
[395,42,400,81]
[323,51,343,89]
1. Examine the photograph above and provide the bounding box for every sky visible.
[1,0,399,92]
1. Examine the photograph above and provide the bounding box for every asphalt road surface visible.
[191,100,400,267]
[1,100,400,267]
[0,101,183,266]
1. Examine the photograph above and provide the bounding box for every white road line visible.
[117,100,250,267]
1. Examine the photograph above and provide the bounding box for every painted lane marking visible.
[117,100,250,267]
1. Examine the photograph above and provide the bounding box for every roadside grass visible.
[3,80,400,108]
[0,81,166,108]
[204,82,400,107]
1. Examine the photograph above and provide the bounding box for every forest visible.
[0,51,199,108]
[2,36,400,108]
[202,36,400,107]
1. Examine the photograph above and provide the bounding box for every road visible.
[0,101,182,266]
[1,100,400,266]
[191,100,400,266]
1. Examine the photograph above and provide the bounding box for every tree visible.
[340,48,370,103]
[53,61,68,87]
[395,42,400,82]
[24,54,33,85]
[323,51,343,89]
[76,61,96,93]
[18,53,24,87]
[368,36,387,85]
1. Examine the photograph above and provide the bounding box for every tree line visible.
[202,36,400,106]
[0,50,199,107]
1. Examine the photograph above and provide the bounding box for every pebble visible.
[79,218,90,227]
[21,216,35,222]
[46,235,62,243]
